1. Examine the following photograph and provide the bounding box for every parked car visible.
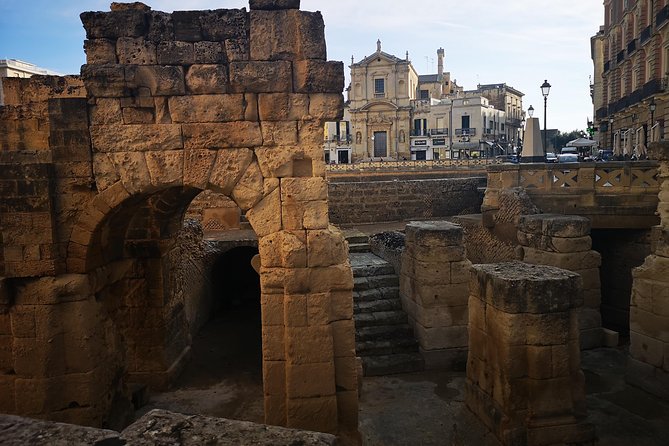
[596,149,613,161]
[560,147,578,155]
[495,154,519,164]
[545,152,558,163]
[557,153,579,163]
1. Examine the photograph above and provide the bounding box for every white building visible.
[0,59,61,105]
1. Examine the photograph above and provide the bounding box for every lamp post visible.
[541,80,551,154]
[650,97,656,125]
[609,117,614,150]
[528,105,534,118]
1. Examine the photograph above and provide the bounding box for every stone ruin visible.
[0,0,359,440]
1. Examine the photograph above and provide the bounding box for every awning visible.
[452,142,479,149]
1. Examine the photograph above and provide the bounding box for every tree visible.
[553,129,587,149]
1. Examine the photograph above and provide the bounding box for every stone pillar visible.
[521,117,544,163]
[467,262,595,446]
[627,141,669,399]
[518,214,603,349]
[400,221,471,370]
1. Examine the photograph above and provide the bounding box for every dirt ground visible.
[139,311,669,446]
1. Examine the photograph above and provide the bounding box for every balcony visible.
[627,38,637,55]
[617,50,625,63]
[506,117,521,128]
[640,25,652,45]
[657,5,669,29]
[604,60,611,73]
[430,128,448,136]
[595,107,608,120]
[455,128,476,136]
[642,78,662,98]
[410,129,429,137]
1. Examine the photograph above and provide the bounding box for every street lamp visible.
[650,98,656,125]
[609,116,614,150]
[541,79,551,154]
[528,105,534,118]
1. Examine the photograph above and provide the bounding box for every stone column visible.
[627,141,669,399]
[400,221,471,370]
[521,117,544,163]
[518,214,603,349]
[467,262,595,446]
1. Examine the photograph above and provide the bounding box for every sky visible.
[0,0,603,132]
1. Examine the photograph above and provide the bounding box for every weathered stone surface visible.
[518,214,591,238]
[90,124,183,152]
[126,65,185,96]
[405,221,464,247]
[250,0,301,10]
[250,10,326,61]
[247,187,282,237]
[157,40,194,65]
[294,60,344,93]
[116,37,156,65]
[81,64,128,97]
[194,41,227,64]
[183,149,216,189]
[185,64,229,94]
[260,121,298,146]
[225,38,250,62]
[231,161,265,211]
[145,150,184,187]
[258,94,309,121]
[168,95,246,123]
[89,98,122,125]
[200,9,247,41]
[208,148,254,195]
[83,39,117,64]
[182,122,263,149]
[0,413,119,445]
[80,10,149,39]
[308,94,344,121]
[230,61,293,93]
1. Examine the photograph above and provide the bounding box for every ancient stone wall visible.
[328,177,484,225]
[399,221,471,370]
[627,141,669,400]
[467,262,595,446]
[0,1,359,439]
[517,214,604,349]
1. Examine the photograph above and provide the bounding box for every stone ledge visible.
[0,409,338,445]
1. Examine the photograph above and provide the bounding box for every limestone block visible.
[10,306,36,338]
[116,37,156,65]
[549,236,593,253]
[183,149,215,189]
[413,323,468,350]
[168,94,246,123]
[633,254,669,281]
[308,94,344,121]
[262,360,286,396]
[273,231,308,269]
[246,187,282,237]
[286,362,336,398]
[255,146,302,178]
[145,150,184,187]
[405,221,464,247]
[579,268,601,291]
[294,61,344,94]
[522,247,601,270]
[156,41,194,65]
[450,260,472,284]
[185,64,229,95]
[258,94,309,121]
[91,124,183,152]
[229,61,293,93]
[329,291,354,322]
[225,38,250,62]
[146,10,174,43]
[84,39,117,64]
[171,10,203,41]
[93,153,121,191]
[295,11,327,60]
[80,10,148,39]
[414,282,469,309]
[298,121,325,146]
[281,177,328,201]
[527,376,577,418]
[109,152,151,194]
[401,258,449,284]
[524,312,572,346]
[207,148,254,195]
[0,375,16,413]
[518,214,591,238]
[125,65,185,96]
[194,41,226,64]
[261,293,284,326]
[250,0,300,9]
[154,97,171,123]
[286,326,334,364]
[122,107,154,124]
[309,265,354,293]
[404,298,468,328]
[286,395,338,433]
[201,9,247,41]
[304,293,329,326]
[182,122,263,149]
[261,121,299,146]
[262,325,286,361]
[306,229,347,268]
[630,307,669,343]
[81,64,128,97]
[285,294,308,327]
[404,243,466,263]
[302,201,329,230]
[231,161,265,211]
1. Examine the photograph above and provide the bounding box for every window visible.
[374,78,385,96]
[420,89,430,100]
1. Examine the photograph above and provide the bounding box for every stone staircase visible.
[349,249,424,376]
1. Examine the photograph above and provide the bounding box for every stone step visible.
[345,234,369,245]
[348,243,371,253]
[349,253,396,277]
[354,298,402,314]
[356,337,419,357]
[361,353,425,376]
[353,287,400,302]
[354,310,407,328]
[353,274,399,291]
[355,324,415,342]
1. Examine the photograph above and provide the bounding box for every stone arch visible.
[2,1,359,439]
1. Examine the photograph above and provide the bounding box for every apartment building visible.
[593,0,669,150]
